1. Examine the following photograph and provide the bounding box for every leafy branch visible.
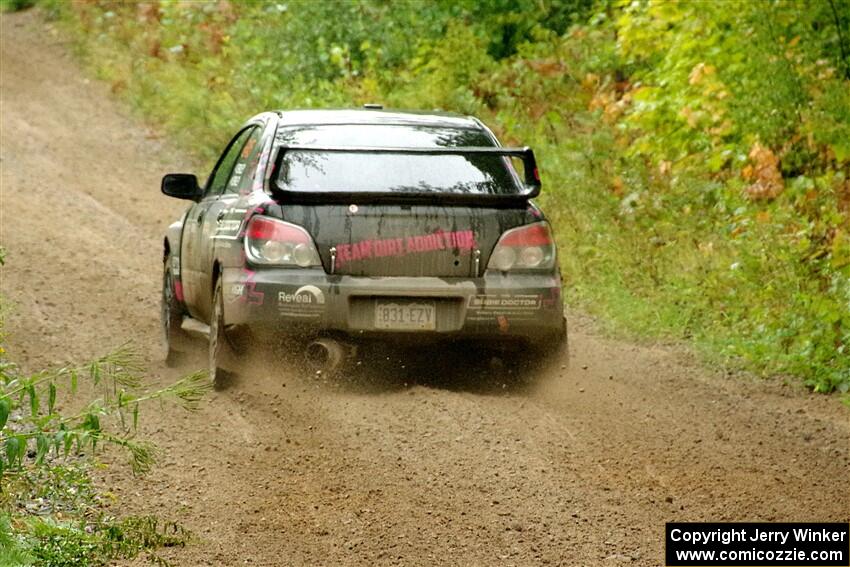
[0,344,211,478]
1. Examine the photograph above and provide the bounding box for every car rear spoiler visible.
[269,145,541,206]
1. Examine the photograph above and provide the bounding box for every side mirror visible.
[161,173,202,201]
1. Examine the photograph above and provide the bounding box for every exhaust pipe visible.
[304,337,349,375]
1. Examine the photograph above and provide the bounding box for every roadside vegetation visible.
[40,0,850,394]
[0,247,210,565]
[0,0,34,12]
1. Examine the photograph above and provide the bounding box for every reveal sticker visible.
[277,285,325,319]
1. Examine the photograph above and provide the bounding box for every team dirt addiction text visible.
[334,229,477,268]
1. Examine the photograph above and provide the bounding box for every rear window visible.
[274,125,522,195]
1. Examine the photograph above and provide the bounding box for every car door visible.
[195,125,267,320]
[181,126,256,318]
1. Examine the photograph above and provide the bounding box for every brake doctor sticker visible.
[466,294,543,322]
[277,285,325,318]
[469,295,543,310]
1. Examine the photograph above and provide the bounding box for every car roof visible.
[272,108,483,130]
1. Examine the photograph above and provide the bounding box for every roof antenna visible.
[363,103,383,109]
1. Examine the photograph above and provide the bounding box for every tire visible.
[209,277,237,390]
[511,318,569,379]
[161,258,189,367]
[536,321,569,373]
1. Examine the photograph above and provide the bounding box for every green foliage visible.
[19,515,187,567]
[0,338,209,565]
[48,0,850,393]
[0,0,34,13]
[614,0,850,169]
[0,510,187,567]
[0,514,34,566]
[0,344,209,475]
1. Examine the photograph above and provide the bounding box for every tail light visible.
[244,216,321,268]
[487,221,556,272]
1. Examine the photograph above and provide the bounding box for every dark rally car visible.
[161,108,567,385]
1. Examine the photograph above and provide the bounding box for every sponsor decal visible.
[334,229,478,268]
[240,137,257,159]
[228,270,264,305]
[216,219,242,234]
[468,295,543,310]
[277,285,325,318]
[466,294,543,323]
[228,163,247,188]
[278,285,325,305]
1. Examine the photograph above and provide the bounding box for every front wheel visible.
[209,277,237,389]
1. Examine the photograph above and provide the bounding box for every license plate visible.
[374,301,436,330]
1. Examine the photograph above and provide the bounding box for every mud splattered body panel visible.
[221,268,563,340]
[280,203,538,277]
[164,109,565,345]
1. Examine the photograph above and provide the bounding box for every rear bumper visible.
[221,267,564,341]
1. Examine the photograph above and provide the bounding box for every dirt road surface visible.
[1,10,848,567]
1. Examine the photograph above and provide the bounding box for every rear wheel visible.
[209,277,237,389]
[161,258,189,367]
[510,319,569,380]
[534,323,569,372]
